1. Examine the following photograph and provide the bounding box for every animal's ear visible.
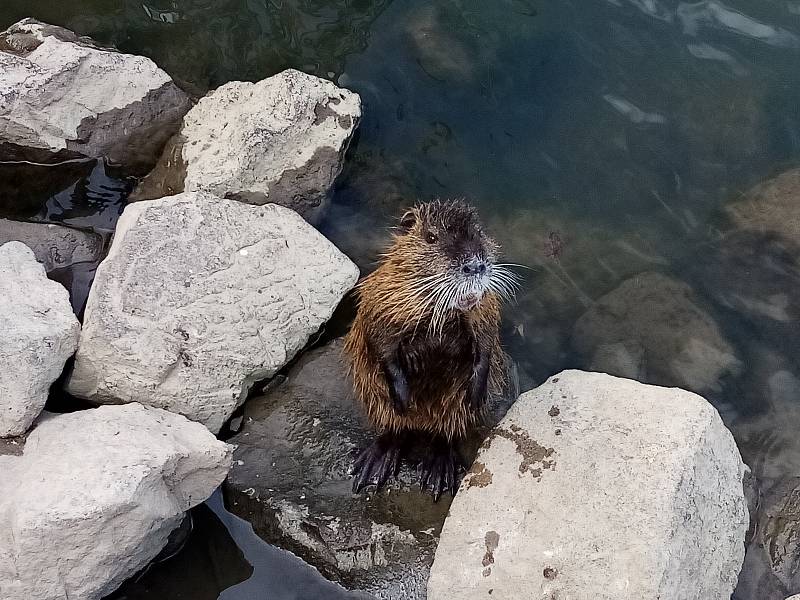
[399,210,416,231]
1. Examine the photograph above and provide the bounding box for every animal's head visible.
[389,199,519,318]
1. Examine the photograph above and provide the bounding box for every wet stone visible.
[682,231,800,359]
[0,219,104,312]
[223,339,449,599]
[726,167,800,243]
[733,347,800,600]
[571,271,742,394]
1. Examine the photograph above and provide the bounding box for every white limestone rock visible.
[0,19,190,172]
[0,241,80,437]
[428,370,749,600]
[66,191,359,433]
[132,69,361,218]
[0,403,232,600]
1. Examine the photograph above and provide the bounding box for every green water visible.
[2,0,800,598]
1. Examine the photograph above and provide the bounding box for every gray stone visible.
[224,339,446,599]
[0,219,102,271]
[66,192,359,433]
[0,403,232,600]
[0,241,80,437]
[428,370,749,600]
[0,19,190,173]
[0,219,105,311]
[572,271,741,393]
[132,69,361,219]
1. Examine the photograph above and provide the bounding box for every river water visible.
[1,0,799,598]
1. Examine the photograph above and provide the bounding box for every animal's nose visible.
[462,260,487,276]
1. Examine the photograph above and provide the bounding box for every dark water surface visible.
[2,0,800,598]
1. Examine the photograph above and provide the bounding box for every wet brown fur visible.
[344,200,506,441]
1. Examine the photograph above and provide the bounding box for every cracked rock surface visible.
[132,69,361,219]
[0,19,190,173]
[428,370,749,600]
[0,403,232,600]
[0,241,80,437]
[66,191,359,433]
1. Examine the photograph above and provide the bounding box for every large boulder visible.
[0,219,105,311]
[224,339,447,599]
[428,370,749,600]
[131,69,361,219]
[572,271,741,393]
[0,241,80,437]
[0,19,190,172]
[66,192,359,433]
[0,403,232,600]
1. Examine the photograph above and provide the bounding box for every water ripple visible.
[678,1,800,48]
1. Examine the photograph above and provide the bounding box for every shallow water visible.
[2,0,800,598]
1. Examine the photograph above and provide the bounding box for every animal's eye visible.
[426,232,438,244]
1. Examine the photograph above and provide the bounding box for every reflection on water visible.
[110,491,365,600]
[0,158,130,311]
[1,0,391,92]
[2,0,800,598]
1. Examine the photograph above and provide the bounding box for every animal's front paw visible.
[352,433,405,493]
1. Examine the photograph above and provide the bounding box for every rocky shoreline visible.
[0,16,797,600]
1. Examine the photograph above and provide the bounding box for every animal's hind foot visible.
[352,432,406,493]
[418,437,466,502]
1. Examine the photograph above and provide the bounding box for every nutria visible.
[344,199,520,500]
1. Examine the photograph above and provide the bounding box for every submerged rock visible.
[0,241,80,437]
[428,370,749,600]
[0,19,190,173]
[572,271,741,393]
[726,167,800,242]
[224,339,446,599]
[683,231,800,359]
[132,69,361,220]
[66,192,359,433]
[0,403,232,600]
[0,219,102,272]
[0,219,104,312]
[754,478,800,593]
[733,348,800,599]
